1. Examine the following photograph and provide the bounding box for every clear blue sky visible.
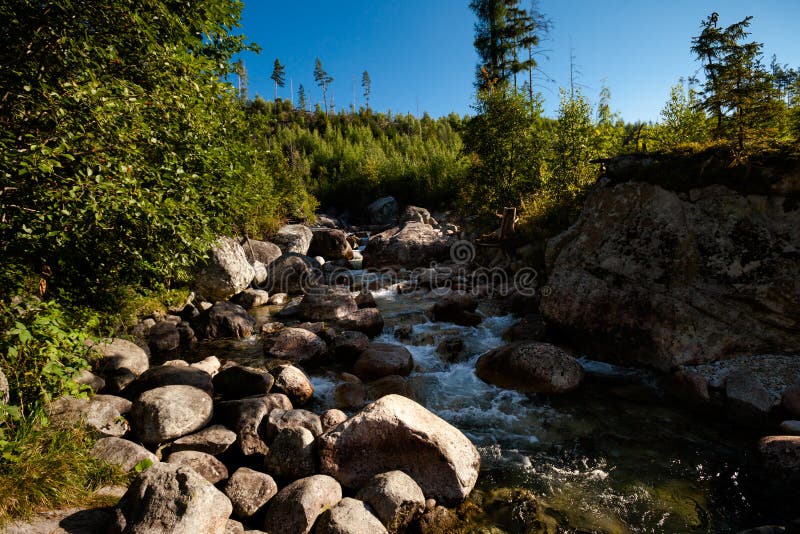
[238,0,800,122]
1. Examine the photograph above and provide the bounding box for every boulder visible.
[367,375,415,401]
[233,289,271,309]
[263,253,321,295]
[191,356,222,377]
[270,365,314,406]
[123,364,213,399]
[758,435,800,479]
[317,395,480,504]
[225,467,278,519]
[131,385,213,445]
[196,301,256,340]
[363,223,452,269]
[335,382,368,410]
[297,286,358,322]
[195,236,256,302]
[264,327,327,364]
[171,424,237,455]
[272,224,313,255]
[502,314,547,343]
[367,197,399,226]
[262,475,342,534]
[540,182,800,369]
[428,292,481,327]
[726,372,774,413]
[241,238,282,267]
[147,320,182,357]
[779,421,800,434]
[226,519,245,534]
[263,408,323,442]
[353,344,414,381]
[253,261,268,286]
[333,331,371,362]
[263,427,317,480]
[91,437,159,473]
[92,394,133,415]
[268,293,289,305]
[400,206,436,226]
[47,396,128,437]
[309,228,354,260]
[214,364,275,400]
[112,463,232,534]
[356,471,425,532]
[320,409,348,432]
[167,450,229,484]
[354,291,377,309]
[92,338,150,392]
[315,497,388,534]
[436,337,466,362]
[215,394,292,456]
[476,342,584,394]
[75,369,105,393]
[336,308,385,338]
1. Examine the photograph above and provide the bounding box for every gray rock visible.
[336,308,385,338]
[263,408,323,442]
[320,409,348,432]
[92,437,158,473]
[91,338,149,392]
[166,450,229,484]
[92,394,133,415]
[171,424,237,455]
[262,475,342,534]
[195,236,256,302]
[272,225,313,255]
[263,426,317,480]
[225,467,278,519]
[112,463,232,534]
[297,286,358,322]
[362,223,453,269]
[75,369,105,393]
[367,375,415,401]
[428,291,481,327]
[215,394,293,456]
[131,385,213,445]
[318,395,480,504]
[226,519,246,534]
[191,356,222,377]
[123,364,213,399]
[366,197,399,226]
[726,372,774,413]
[147,320,182,357]
[309,229,354,260]
[353,343,413,381]
[214,364,274,400]
[233,289,271,309]
[263,327,327,364]
[332,331,370,362]
[476,342,584,394]
[268,293,289,305]
[400,206,436,226]
[253,261,268,286]
[197,301,256,340]
[335,382,367,410]
[436,336,466,362]
[315,497,388,534]
[356,471,425,532]
[47,396,128,437]
[270,364,314,406]
[354,291,376,309]
[263,253,322,295]
[241,238,282,267]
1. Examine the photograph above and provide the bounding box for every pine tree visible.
[313,58,334,115]
[297,84,307,111]
[362,71,372,109]
[270,58,286,100]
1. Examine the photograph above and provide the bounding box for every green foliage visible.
[0,420,127,526]
[548,88,596,199]
[0,297,92,422]
[462,84,548,213]
[652,83,710,150]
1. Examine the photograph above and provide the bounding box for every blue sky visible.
[238,1,800,122]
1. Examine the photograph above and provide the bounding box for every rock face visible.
[297,286,358,322]
[91,338,150,392]
[131,385,213,445]
[309,229,354,260]
[475,342,584,394]
[262,474,342,534]
[541,182,800,370]
[241,238,282,266]
[263,253,321,295]
[196,237,256,302]
[92,437,159,473]
[363,223,453,269]
[196,301,256,340]
[264,327,328,364]
[272,225,314,255]
[356,471,425,533]
[112,463,232,534]
[367,197,399,226]
[353,344,414,381]
[317,395,480,505]
[315,497,388,534]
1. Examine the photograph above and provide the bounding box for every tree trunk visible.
[500,207,517,240]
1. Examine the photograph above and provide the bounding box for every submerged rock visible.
[476,342,584,394]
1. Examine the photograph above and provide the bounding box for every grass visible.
[0,418,129,527]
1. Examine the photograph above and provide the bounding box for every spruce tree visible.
[362,71,372,109]
[270,58,286,100]
[313,58,334,115]
[297,84,307,110]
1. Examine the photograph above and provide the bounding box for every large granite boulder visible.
[131,385,213,445]
[336,308,385,338]
[224,467,278,519]
[263,327,328,364]
[263,427,317,480]
[213,364,274,400]
[475,342,584,394]
[195,237,256,302]
[262,475,342,534]
[541,181,800,370]
[112,463,232,534]
[241,238,282,266]
[195,301,256,340]
[166,450,229,484]
[262,253,321,295]
[367,196,399,226]
[47,396,128,437]
[363,223,453,269]
[123,364,213,399]
[272,225,313,255]
[317,395,480,504]
[297,286,358,322]
[356,470,425,533]
[91,338,149,392]
[309,228,354,260]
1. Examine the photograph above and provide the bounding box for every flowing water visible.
[222,282,797,533]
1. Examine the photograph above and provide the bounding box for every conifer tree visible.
[362,71,372,109]
[313,58,334,115]
[270,58,286,100]
[297,84,307,110]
